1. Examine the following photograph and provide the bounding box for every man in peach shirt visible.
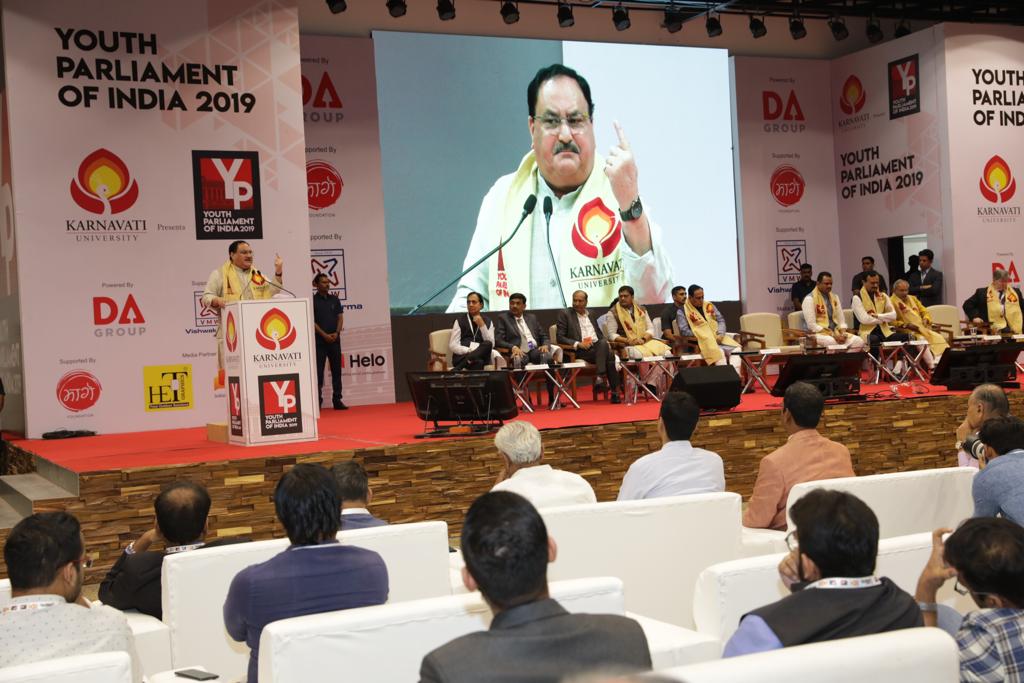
[743,382,855,530]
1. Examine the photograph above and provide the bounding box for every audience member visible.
[915,519,1024,683]
[491,421,596,508]
[956,383,1010,468]
[617,392,724,501]
[99,481,243,619]
[790,263,815,312]
[851,256,888,296]
[724,489,921,657]
[224,463,389,683]
[743,383,855,530]
[419,491,651,682]
[332,460,388,530]
[971,416,1024,525]
[0,512,142,681]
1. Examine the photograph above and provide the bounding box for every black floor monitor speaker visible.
[669,365,742,410]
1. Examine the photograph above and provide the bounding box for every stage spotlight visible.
[557,2,574,27]
[663,6,684,33]
[894,19,911,38]
[500,0,519,24]
[612,4,630,31]
[828,16,848,41]
[866,16,884,43]
[705,12,722,38]
[386,0,407,17]
[436,0,455,20]
[326,0,347,13]
[789,16,806,40]
[749,15,767,38]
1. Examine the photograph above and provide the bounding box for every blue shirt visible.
[223,540,389,683]
[973,450,1024,525]
[723,615,784,657]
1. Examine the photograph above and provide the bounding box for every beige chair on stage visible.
[738,313,804,352]
[927,304,961,342]
[786,310,806,332]
[427,329,497,371]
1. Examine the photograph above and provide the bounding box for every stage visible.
[0,381,1001,581]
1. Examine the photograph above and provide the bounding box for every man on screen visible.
[447,64,672,313]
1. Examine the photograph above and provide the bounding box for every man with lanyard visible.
[447,63,672,312]
[608,285,669,359]
[963,268,1024,334]
[313,273,347,410]
[891,278,947,370]
[852,272,909,367]
[800,271,865,350]
[448,291,502,371]
[678,284,741,371]
[202,240,283,385]
[723,489,921,656]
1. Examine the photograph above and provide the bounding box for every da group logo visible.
[302,70,343,123]
[56,370,101,413]
[311,248,347,299]
[839,75,866,115]
[770,165,805,207]
[762,89,806,133]
[225,310,239,352]
[70,149,139,215]
[306,160,343,211]
[980,156,1017,204]
[255,307,297,351]
[571,198,622,259]
[93,294,146,338]
[192,150,263,240]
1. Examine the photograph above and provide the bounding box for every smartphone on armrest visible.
[174,669,219,681]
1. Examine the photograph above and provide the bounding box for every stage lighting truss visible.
[789,14,806,39]
[437,0,456,20]
[705,11,723,37]
[828,15,849,40]
[612,3,631,30]
[748,14,767,38]
[386,0,407,17]
[557,1,574,27]
[500,0,520,23]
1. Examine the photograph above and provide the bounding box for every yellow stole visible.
[613,301,650,343]
[683,299,738,365]
[857,287,893,337]
[810,287,843,331]
[894,294,948,356]
[986,285,1023,334]
[220,260,273,301]
[487,151,624,310]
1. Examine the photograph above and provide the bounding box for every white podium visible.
[223,299,319,446]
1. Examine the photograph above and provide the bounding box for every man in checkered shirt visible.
[916,518,1024,682]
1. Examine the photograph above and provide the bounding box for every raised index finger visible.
[612,120,630,150]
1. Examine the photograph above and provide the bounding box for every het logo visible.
[839,75,866,115]
[70,149,139,215]
[993,260,1020,284]
[306,160,343,210]
[255,307,297,351]
[980,156,1017,204]
[56,370,101,413]
[143,364,192,412]
[225,311,238,352]
[571,198,621,259]
[770,165,805,207]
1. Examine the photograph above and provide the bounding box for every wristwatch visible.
[619,196,643,222]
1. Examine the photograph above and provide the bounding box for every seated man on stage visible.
[556,289,621,404]
[800,271,865,350]
[661,285,688,354]
[448,291,504,371]
[494,293,560,368]
[853,272,910,364]
[679,284,741,371]
[891,279,947,369]
[963,268,1024,334]
[607,285,670,359]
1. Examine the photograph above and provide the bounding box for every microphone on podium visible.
[257,270,297,298]
[542,196,566,308]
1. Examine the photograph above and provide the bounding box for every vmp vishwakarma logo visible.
[192,150,263,240]
[67,148,147,242]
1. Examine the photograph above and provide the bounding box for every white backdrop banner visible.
[732,56,841,318]
[301,35,394,406]
[2,0,309,438]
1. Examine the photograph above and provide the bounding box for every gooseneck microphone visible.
[408,194,537,314]
[256,270,298,298]
[542,196,566,308]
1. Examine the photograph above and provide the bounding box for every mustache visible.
[553,141,580,155]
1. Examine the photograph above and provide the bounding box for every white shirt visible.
[0,595,142,682]
[801,291,848,334]
[576,311,597,347]
[617,440,725,501]
[852,293,897,325]
[491,464,597,508]
[448,316,496,356]
[512,314,538,348]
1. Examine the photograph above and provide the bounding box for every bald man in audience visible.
[955,383,1009,468]
[491,421,596,508]
[744,382,854,531]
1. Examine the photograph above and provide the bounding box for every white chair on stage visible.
[257,576,721,683]
[0,652,133,683]
[161,521,452,679]
[654,628,957,683]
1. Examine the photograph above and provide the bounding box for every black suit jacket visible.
[418,598,651,683]
[98,537,246,619]
[494,312,549,350]
[963,286,1024,326]
[555,308,605,346]
[908,268,943,306]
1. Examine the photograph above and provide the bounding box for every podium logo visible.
[192,150,263,240]
[571,198,621,259]
[307,160,343,211]
[770,165,805,207]
[143,364,193,412]
[70,149,139,215]
[56,370,101,413]
[228,376,243,437]
[259,373,303,436]
[980,156,1017,204]
[93,294,146,338]
[255,307,297,351]
[839,75,866,115]
[225,311,239,352]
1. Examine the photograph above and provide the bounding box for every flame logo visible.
[225,311,238,352]
[979,155,1016,204]
[839,75,866,115]
[571,198,621,259]
[70,149,139,214]
[255,307,297,351]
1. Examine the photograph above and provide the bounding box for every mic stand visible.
[544,209,567,309]
[262,275,298,298]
